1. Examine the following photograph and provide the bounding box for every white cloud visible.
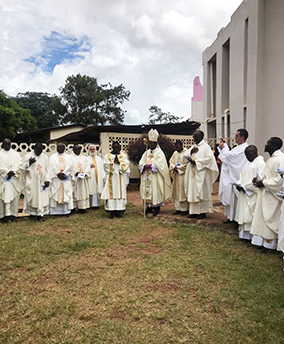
[0,0,243,125]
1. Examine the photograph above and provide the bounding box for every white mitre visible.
[148,129,159,142]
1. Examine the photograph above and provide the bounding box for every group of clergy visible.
[0,139,113,221]
[3,128,284,261]
[140,128,219,219]
[140,128,284,268]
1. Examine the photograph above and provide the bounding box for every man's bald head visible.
[2,138,11,151]
[245,145,258,162]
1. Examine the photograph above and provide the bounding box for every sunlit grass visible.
[1,203,284,343]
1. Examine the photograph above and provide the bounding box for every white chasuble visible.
[101,152,129,211]
[139,147,172,206]
[250,150,284,242]
[49,153,73,212]
[184,140,219,214]
[0,149,23,218]
[20,152,50,216]
[71,153,90,209]
[235,156,265,233]
[169,148,187,202]
[87,154,104,196]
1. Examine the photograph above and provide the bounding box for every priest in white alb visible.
[87,144,104,208]
[20,142,50,219]
[71,145,90,211]
[184,130,219,219]
[49,143,74,215]
[101,141,129,218]
[169,140,188,215]
[0,138,23,221]
[218,129,249,223]
[235,145,265,240]
[139,129,172,216]
[250,137,284,249]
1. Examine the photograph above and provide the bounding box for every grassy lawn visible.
[1,203,284,343]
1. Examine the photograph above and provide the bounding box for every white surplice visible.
[139,147,172,207]
[184,140,219,214]
[101,152,129,211]
[235,156,265,240]
[86,154,104,207]
[219,142,248,221]
[71,153,90,210]
[0,149,23,218]
[250,150,284,249]
[20,152,50,216]
[169,148,188,211]
[49,152,73,215]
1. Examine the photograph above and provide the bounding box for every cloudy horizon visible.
[0,0,243,125]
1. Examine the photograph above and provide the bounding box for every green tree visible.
[0,91,37,140]
[148,105,182,124]
[14,92,65,128]
[59,74,130,125]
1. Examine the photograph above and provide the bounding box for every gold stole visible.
[58,155,66,204]
[92,155,98,183]
[118,154,126,199]
[108,153,114,199]
[108,153,125,199]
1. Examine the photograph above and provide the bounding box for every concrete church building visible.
[202,0,284,150]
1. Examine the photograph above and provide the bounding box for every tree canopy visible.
[0,91,37,141]
[14,92,65,128]
[127,133,175,166]
[59,74,130,125]
[148,105,182,125]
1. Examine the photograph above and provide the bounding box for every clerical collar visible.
[111,151,120,154]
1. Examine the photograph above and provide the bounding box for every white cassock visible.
[169,148,188,212]
[86,153,104,207]
[101,152,129,211]
[219,142,248,221]
[235,156,265,240]
[49,153,74,215]
[277,180,284,258]
[71,153,90,210]
[184,140,219,215]
[20,152,50,216]
[0,149,23,218]
[250,150,284,249]
[139,147,172,206]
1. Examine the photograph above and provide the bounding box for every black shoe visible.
[196,213,206,219]
[172,210,181,215]
[188,214,198,219]
[109,212,115,219]
[115,211,123,218]
[153,206,160,216]
[146,207,153,215]
[180,211,188,216]
[223,219,234,224]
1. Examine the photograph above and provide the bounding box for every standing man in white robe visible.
[139,129,172,216]
[71,145,90,212]
[184,130,219,219]
[219,129,249,223]
[0,138,23,222]
[20,142,50,219]
[101,141,129,218]
[235,145,265,240]
[49,143,73,215]
[87,144,104,209]
[250,137,284,249]
[169,140,188,216]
